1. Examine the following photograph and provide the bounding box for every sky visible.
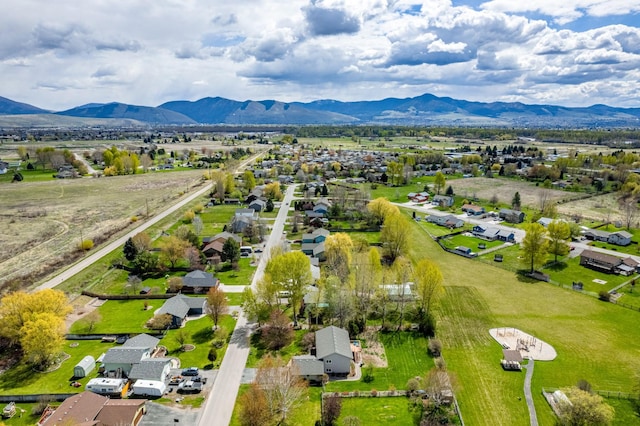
[2,0,640,111]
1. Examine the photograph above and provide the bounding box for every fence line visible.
[0,394,76,403]
[542,388,639,400]
[81,290,174,300]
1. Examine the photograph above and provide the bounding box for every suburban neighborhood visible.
[1,128,640,426]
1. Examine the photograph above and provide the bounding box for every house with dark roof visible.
[40,391,146,426]
[181,270,219,293]
[230,208,259,233]
[302,228,330,244]
[248,198,267,212]
[499,208,525,224]
[579,249,639,275]
[315,326,353,375]
[156,295,206,328]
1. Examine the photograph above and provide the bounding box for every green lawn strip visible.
[613,284,640,309]
[606,398,640,425]
[216,258,255,285]
[0,340,115,395]
[163,314,236,369]
[0,168,59,183]
[340,231,380,244]
[439,233,504,251]
[588,240,640,257]
[338,396,418,425]
[69,300,156,334]
[406,217,640,425]
[225,292,244,306]
[55,249,125,295]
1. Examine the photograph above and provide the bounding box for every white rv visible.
[86,378,127,396]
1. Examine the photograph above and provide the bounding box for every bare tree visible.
[206,286,228,330]
[127,275,142,294]
[255,355,307,424]
[174,329,189,351]
[619,197,638,230]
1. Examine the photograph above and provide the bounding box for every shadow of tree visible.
[192,327,213,344]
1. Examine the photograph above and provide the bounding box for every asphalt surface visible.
[523,359,538,426]
[196,184,297,426]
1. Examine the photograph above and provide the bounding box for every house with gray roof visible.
[124,333,160,351]
[181,270,219,294]
[128,358,172,382]
[157,295,206,328]
[290,355,324,384]
[315,326,352,375]
[102,348,150,376]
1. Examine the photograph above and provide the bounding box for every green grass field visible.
[215,258,256,285]
[338,396,418,425]
[543,256,637,294]
[406,214,640,425]
[199,205,242,236]
[69,300,156,334]
[439,233,504,251]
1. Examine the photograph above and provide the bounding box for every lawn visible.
[543,256,637,294]
[0,403,41,426]
[438,233,504,252]
[245,328,310,368]
[325,331,434,392]
[229,384,322,426]
[199,205,241,236]
[215,258,256,285]
[407,216,640,425]
[338,396,418,425]
[225,292,244,306]
[69,300,157,334]
[613,283,640,309]
[0,339,116,395]
[163,314,236,369]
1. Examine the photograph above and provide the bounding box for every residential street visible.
[197,184,296,426]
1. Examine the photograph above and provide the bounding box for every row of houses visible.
[583,229,633,246]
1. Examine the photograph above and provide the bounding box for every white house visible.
[315,326,352,375]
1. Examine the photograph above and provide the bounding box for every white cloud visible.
[0,0,638,109]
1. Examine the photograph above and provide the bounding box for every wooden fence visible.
[0,394,76,403]
[81,290,174,300]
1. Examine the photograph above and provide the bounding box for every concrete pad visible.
[489,327,557,361]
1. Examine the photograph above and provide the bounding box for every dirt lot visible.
[360,327,388,368]
[0,170,206,291]
[447,177,584,209]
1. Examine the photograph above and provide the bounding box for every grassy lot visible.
[225,292,244,306]
[0,167,60,183]
[325,331,434,393]
[543,256,637,294]
[199,205,241,236]
[245,328,309,368]
[613,284,640,309]
[337,231,380,244]
[0,339,116,395]
[338,396,418,425]
[606,398,640,425]
[163,314,236,369]
[216,258,256,285]
[587,240,640,257]
[69,300,156,334]
[406,215,640,425]
[229,385,322,426]
[439,233,504,252]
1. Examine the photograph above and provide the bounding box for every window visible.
[325,359,332,364]
[326,368,332,373]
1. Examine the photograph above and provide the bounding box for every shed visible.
[132,380,166,397]
[74,355,96,378]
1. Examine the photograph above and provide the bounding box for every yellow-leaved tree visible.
[20,312,65,368]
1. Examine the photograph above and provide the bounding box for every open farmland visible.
[0,170,206,291]
[446,177,584,208]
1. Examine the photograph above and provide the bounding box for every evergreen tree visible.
[123,237,137,261]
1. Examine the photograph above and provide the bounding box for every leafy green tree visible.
[445,185,454,196]
[243,170,256,191]
[266,251,311,326]
[557,387,614,426]
[160,236,190,268]
[414,259,443,336]
[547,220,571,262]
[380,212,411,262]
[521,223,549,273]
[222,237,240,263]
[265,198,274,212]
[207,286,228,329]
[132,251,159,274]
[434,171,446,195]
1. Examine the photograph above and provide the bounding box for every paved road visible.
[198,184,296,426]
[523,359,538,426]
[35,153,262,292]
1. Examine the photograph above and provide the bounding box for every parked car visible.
[182,367,199,376]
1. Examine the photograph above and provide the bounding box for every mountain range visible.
[1,94,639,128]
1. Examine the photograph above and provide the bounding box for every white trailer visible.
[132,380,166,397]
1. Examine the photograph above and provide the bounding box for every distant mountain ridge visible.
[1,93,639,127]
